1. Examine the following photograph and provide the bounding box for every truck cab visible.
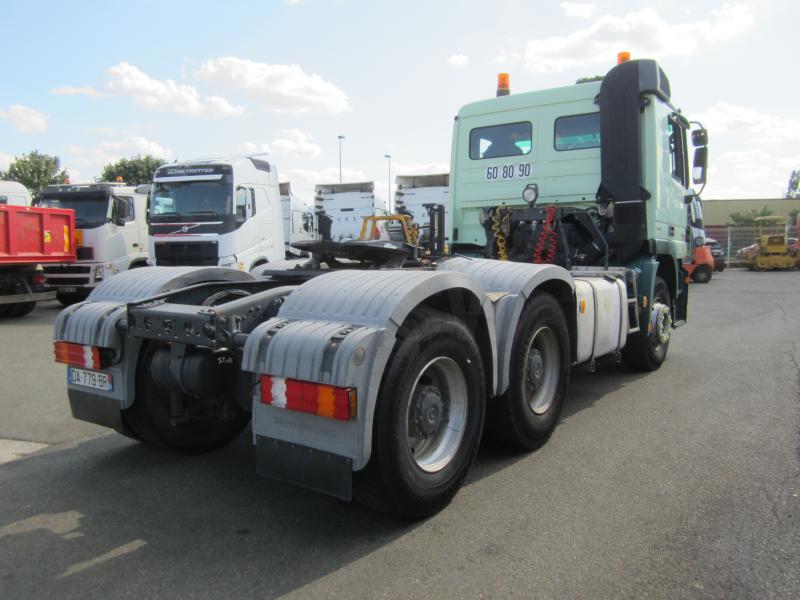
[148,157,284,271]
[36,182,149,303]
[313,182,379,241]
[279,182,315,256]
[449,57,709,332]
[0,180,32,206]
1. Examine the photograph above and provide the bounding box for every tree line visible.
[1,151,165,193]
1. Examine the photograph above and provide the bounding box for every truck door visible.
[111,195,138,269]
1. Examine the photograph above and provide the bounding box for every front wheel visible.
[691,265,712,283]
[354,306,486,517]
[622,276,672,372]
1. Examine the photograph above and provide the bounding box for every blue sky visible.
[1,0,798,201]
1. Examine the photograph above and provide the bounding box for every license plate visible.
[68,367,113,392]
[485,163,533,181]
[60,286,77,293]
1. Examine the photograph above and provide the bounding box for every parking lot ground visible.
[0,270,798,599]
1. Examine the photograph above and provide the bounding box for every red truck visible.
[0,205,76,317]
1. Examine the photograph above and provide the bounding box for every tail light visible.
[32,274,47,285]
[260,375,356,421]
[53,341,110,370]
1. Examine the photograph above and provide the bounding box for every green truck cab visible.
[448,57,708,369]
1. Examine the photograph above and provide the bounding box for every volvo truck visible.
[53,56,707,517]
[148,157,284,271]
[35,182,149,304]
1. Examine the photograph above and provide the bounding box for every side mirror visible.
[691,128,708,147]
[114,216,127,226]
[692,146,708,185]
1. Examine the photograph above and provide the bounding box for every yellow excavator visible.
[740,216,798,270]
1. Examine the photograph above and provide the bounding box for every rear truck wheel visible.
[691,265,712,283]
[0,302,36,318]
[485,293,570,450]
[57,292,88,306]
[354,306,486,517]
[622,276,671,372]
[122,343,251,453]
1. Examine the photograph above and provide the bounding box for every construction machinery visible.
[740,216,797,270]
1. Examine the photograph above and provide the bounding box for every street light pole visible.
[337,135,345,183]
[384,154,392,213]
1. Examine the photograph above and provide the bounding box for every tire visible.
[691,265,712,283]
[57,292,88,306]
[622,276,671,372]
[353,306,486,517]
[485,293,570,450]
[122,343,251,453]
[0,302,36,318]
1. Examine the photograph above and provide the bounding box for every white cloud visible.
[102,62,243,117]
[51,85,108,98]
[196,57,350,115]
[65,136,174,180]
[270,129,323,158]
[394,161,449,176]
[524,3,754,72]
[285,167,368,198]
[561,2,595,18]
[447,54,469,68]
[0,152,13,172]
[0,105,48,133]
[694,103,800,141]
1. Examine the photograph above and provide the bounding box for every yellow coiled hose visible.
[492,208,509,261]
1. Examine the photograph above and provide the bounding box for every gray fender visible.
[438,257,574,395]
[54,266,255,410]
[241,268,497,470]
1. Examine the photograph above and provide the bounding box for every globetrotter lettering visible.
[162,167,216,176]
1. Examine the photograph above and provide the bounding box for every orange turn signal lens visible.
[53,341,108,369]
[260,375,356,421]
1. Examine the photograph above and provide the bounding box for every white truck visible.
[0,180,32,206]
[53,57,707,517]
[279,182,315,256]
[313,182,378,241]
[148,157,284,271]
[395,173,449,243]
[36,182,150,304]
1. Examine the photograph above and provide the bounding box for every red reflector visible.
[32,274,47,285]
[259,375,356,420]
[53,341,105,369]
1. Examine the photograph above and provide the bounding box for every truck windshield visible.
[150,181,232,222]
[37,195,110,229]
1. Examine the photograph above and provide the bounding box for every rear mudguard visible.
[242,258,575,470]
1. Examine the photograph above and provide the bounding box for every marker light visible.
[497,73,510,97]
[617,51,631,64]
[116,176,124,182]
[260,375,357,421]
[522,183,539,206]
[53,341,110,370]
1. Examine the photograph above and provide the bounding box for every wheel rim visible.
[522,326,560,415]
[406,356,468,473]
[651,288,671,350]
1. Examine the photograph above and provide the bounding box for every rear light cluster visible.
[260,375,356,421]
[53,341,110,370]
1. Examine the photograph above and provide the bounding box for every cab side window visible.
[668,118,689,187]
[114,196,135,222]
[235,187,256,221]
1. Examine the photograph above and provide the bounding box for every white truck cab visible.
[394,173,449,242]
[313,182,378,241]
[148,157,284,270]
[36,182,150,303]
[279,182,315,256]
[0,180,32,206]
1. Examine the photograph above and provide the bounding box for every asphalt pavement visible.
[0,270,798,599]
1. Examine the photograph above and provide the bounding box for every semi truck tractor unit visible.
[53,57,705,516]
[280,182,315,257]
[36,182,149,304]
[1,204,75,317]
[149,157,284,271]
[0,180,32,207]
[313,182,379,241]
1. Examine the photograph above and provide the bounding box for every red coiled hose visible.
[533,206,558,264]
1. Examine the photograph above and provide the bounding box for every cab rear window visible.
[469,122,532,160]
[554,113,601,151]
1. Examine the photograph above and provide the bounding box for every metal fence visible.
[705,223,799,268]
